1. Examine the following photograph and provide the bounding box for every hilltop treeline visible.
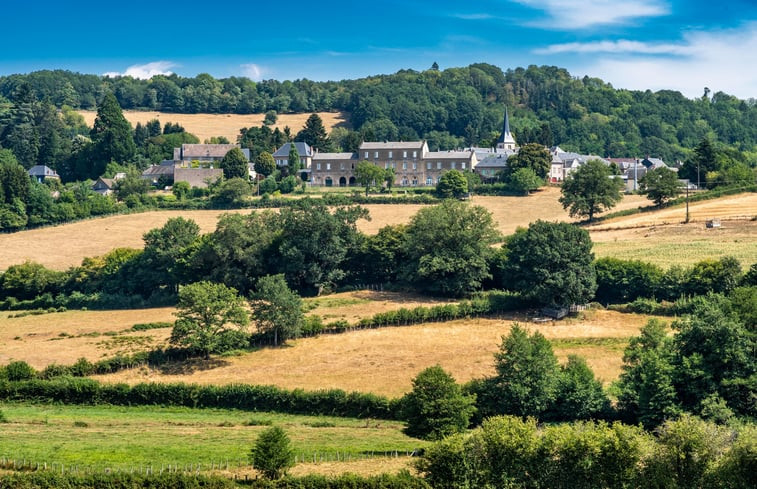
[2,65,757,162]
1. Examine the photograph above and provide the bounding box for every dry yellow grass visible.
[0,187,649,271]
[0,308,175,368]
[77,111,348,143]
[591,219,757,268]
[89,308,659,397]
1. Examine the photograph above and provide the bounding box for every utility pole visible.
[685,184,690,223]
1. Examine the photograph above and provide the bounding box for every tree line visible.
[2,64,757,164]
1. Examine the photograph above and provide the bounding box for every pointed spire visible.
[498,107,516,149]
[504,106,511,137]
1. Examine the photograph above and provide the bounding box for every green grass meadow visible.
[0,403,425,472]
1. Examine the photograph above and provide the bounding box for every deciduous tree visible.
[220,147,249,180]
[250,274,303,346]
[559,159,623,222]
[171,281,249,359]
[354,160,386,195]
[254,152,276,177]
[639,167,680,206]
[435,170,468,199]
[250,426,295,479]
[402,365,476,440]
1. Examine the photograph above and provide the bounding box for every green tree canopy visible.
[254,152,276,177]
[89,93,136,177]
[354,160,386,195]
[435,170,468,199]
[296,113,331,151]
[220,147,249,180]
[639,167,680,206]
[493,324,560,417]
[250,426,295,479]
[504,220,596,307]
[250,274,304,346]
[402,200,499,296]
[508,167,543,195]
[170,281,249,359]
[402,365,476,440]
[287,144,301,174]
[559,159,624,222]
[506,143,551,180]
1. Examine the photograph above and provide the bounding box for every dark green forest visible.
[2,64,756,163]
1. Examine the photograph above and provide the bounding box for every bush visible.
[250,426,295,479]
[2,361,36,381]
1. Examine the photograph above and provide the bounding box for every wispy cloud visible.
[513,0,669,29]
[535,39,690,55]
[240,63,266,81]
[575,23,757,98]
[103,61,176,79]
[452,13,495,20]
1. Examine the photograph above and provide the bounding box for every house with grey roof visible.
[172,144,249,165]
[273,142,313,170]
[474,154,510,182]
[27,165,60,183]
[141,143,248,189]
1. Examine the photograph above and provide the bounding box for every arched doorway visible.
[339,177,347,187]
[325,177,333,187]
[348,176,356,186]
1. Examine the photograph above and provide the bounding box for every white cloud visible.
[513,0,669,29]
[103,61,176,79]
[453,13,495,20]
[572,23,757,99]
[535,40,690,55]
[241,63,265,81]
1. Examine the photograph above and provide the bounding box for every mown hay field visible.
[0,187,650,271]
[77,111,349,144]
[0,403,420,477]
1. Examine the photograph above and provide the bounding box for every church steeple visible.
[497,107,516,150]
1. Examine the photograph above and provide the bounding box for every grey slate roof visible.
[313,152,357,160]
[425,150,475,159]
[27,165,59,177]
[477,154,510,168]
[180,144,245,159]
[360,141,425,150]
[273,142,313,157]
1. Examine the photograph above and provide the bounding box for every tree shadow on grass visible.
[157,357,231,374]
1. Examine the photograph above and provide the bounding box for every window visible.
[403,151,407,158]
[388,151,393,158]
[426,177,432,185]
[427,162,432,170]
[392,162,396,169]
[461,162,466,169]
[374,151,379,158]
[316,163,321,170]
[326,163,331,170]
[412,151,417,158]
[364,152,369,159]
[340,163,344,170]
[412,178,418,186]
[451,162,456,169]
[402,162,407,170]
[385,162,389,169]
[412,162,417,170]
[437,162,442,169]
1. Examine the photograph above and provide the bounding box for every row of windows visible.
[315,161,466,171]
[365,150,419,159]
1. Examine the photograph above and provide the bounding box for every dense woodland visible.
[1,64,757,164]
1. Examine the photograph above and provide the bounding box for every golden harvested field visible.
[77,111,348,143]
[0,308,175,368]
[1,290,662,397]
[591,220,757,268]
[0,187,649,271]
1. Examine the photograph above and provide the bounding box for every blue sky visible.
[3,0,756,98]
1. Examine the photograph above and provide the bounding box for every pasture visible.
[0,403,420,477]
[77,111,349,144]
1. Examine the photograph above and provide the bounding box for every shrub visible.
[3,361,36,381]
[250,426,295,479]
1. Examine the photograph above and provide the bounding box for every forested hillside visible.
[1,64,756,163]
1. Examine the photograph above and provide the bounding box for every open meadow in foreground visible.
[77,110,349,144]
[0,403,420,477]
